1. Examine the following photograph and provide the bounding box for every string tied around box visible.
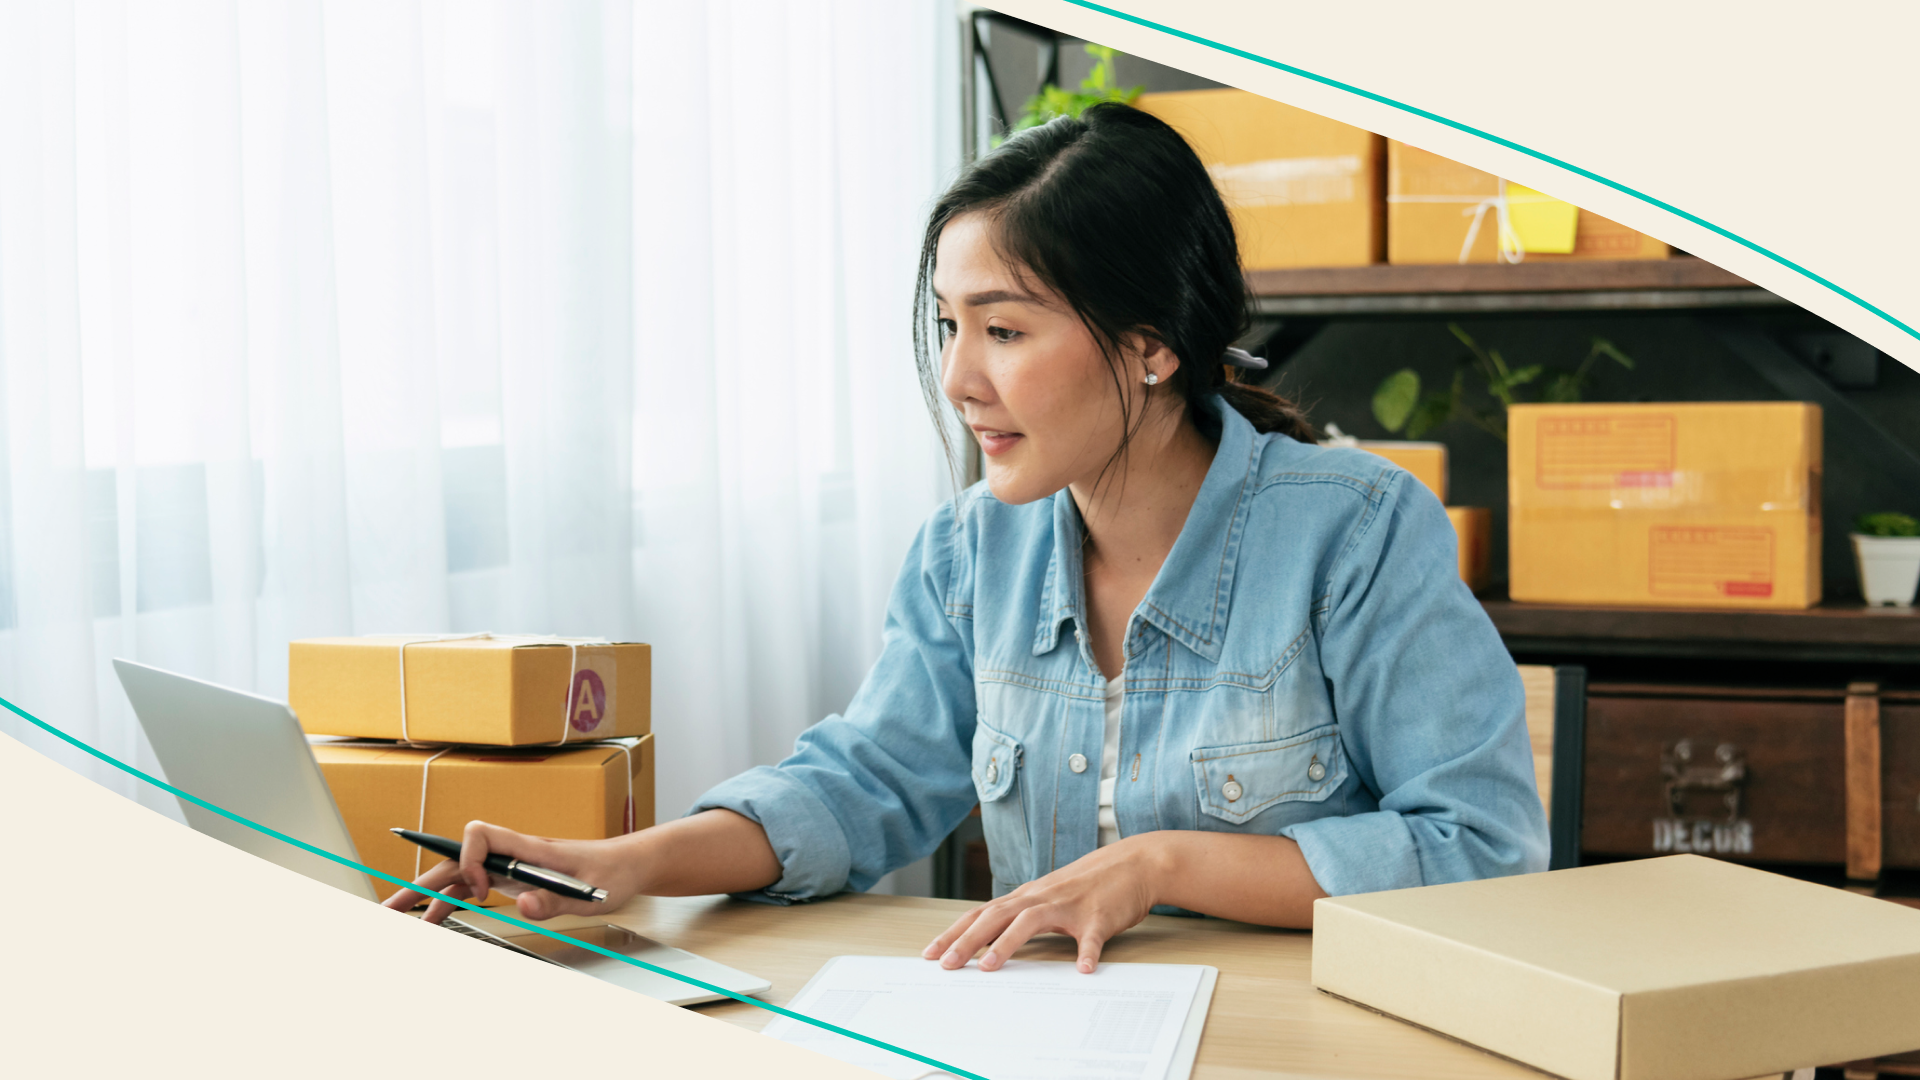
[1384,189,1527,264]
[317,737,640,885]
[365,632,494,745]
[369,631,614,747]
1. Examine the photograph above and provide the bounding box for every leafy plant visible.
[1000,44,1142,143]
[1855,512,1920,537]
[1371,324,1635,442]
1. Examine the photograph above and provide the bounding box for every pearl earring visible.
[1143,372,1159,386]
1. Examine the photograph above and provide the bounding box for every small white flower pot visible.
[1852,533,1920,607]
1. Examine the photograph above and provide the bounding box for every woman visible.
[389,103,1548,973]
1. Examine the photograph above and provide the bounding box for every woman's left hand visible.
[921,835,1169,974]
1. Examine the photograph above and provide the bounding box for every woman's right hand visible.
[381,820,640,925]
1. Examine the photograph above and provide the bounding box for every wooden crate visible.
[1583,682,1916,876]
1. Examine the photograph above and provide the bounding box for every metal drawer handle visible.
[1661,739,1747,821]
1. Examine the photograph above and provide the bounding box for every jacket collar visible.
[1032,396,1260,663]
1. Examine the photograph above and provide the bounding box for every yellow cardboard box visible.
[1447,507,1492,594]
[1313,855,1920,1080]
[1387,140,1669,264]
[1360,440,1447,501]
[290,635,650,745]
[313,735,653,904]
[1508,402,1821,608]
[1135,89,1384,269]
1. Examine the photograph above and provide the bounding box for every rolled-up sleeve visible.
[1281,471,1549,896]
[690,502,979,902]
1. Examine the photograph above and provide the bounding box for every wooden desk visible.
[462,892,1545,1080]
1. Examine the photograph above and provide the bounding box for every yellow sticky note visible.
[1503,181,1579,255]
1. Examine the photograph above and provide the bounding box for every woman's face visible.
[934,212,1166,507]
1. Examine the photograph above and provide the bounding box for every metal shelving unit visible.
[1248,258,1782,317]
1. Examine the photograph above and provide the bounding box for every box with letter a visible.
[289,634,651,746]
[1508,402,1821,608]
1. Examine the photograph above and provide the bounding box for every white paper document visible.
[761,955,1216,1080]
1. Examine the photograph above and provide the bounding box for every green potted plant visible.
[1372,324,1634,441]
[1852,512,1920,606]
[999,44,1142,144]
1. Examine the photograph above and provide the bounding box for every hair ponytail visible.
[1217,377,1318,443]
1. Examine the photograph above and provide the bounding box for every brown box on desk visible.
[312,735,653,905]
[1388,140,1669,264]
[1313,855,1920,1080]
[290,635,650,745]
[1508,402,1821,609]
[1135,89,1384,269]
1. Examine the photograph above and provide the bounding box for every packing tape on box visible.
[368,631,613,747]
[1387,190,1526,264]
[324,738,640,881]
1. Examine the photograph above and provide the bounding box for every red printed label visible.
[1649,526,1773,599]
[571,668,608,733]
[1615,471,1675,488]
[1536,414,1676,489]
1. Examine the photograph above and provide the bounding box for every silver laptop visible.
[112,657,771,1006]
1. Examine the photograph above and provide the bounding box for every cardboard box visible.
[1136,89,1384,269]
[1387,140,1669,264]
[1361,440,1447,501]
[1508,402,1821,608]
[1448,506,1492,594]
[1313,855,1920,1080]
[290,635,650,745]
[313,735,653,904]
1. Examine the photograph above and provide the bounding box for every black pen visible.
[391,828,609,903]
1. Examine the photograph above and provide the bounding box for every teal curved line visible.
[1056,0,1918,344]
[0,693,985,1080]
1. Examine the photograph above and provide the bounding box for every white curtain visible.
[0,0,958,891]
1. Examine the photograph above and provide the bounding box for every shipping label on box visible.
[1387,140,1669,265]
[313,734,654,905]
[1648,524,1775,600]
[290,635,651,746]
[1136,89,1384,270]
[1535,413,1676,488]
[1509,403,1821,608]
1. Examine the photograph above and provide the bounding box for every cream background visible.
[0,730,871,1077]
[982,0,1920,369]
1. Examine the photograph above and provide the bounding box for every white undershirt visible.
[1097,670,1125,847]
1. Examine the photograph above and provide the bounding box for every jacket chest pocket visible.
[972,720,1030,892]
[1190,722,1346,826]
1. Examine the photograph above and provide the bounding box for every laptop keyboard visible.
[441,918,515,948]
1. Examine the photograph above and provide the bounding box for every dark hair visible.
[912,102,1317,494]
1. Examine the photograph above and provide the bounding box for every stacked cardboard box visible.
[311,737,653,903]
[1387,140,1668,265]
[1136,89,1385,269]
[1508,403,1822,608]
[291,634,655,904]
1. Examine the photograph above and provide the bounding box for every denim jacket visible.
[693,396,1548,902]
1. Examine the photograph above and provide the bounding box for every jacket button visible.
[1307,760,1327,782]
[1222,777,1244,803]
[985,761,999,785]
[1068,753,1088,774]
